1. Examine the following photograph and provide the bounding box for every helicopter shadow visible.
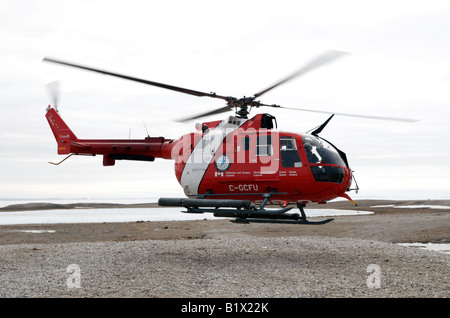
[230,218,334,225]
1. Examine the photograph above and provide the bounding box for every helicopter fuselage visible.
[171,113,353,205]
[46,107,353,206]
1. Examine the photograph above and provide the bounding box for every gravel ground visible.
[0,236,448,298]
[0,200,448,299]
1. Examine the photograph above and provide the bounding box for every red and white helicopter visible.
[43,51,416,223]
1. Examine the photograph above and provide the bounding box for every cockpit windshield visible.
[302,134,347,184]
[302,134,346,167]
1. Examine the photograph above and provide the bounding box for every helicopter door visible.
[280,137,302,168]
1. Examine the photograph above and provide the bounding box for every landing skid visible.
[295,203,334,225]
[158,194,334,224]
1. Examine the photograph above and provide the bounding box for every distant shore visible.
[0,201,160,212]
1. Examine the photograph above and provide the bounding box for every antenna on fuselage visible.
[143,121,150,137]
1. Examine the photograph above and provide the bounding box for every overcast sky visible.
[1,0,449,202]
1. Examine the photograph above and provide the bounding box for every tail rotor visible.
[46,80,60,112]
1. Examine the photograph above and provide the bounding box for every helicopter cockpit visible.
[302,134,348,184]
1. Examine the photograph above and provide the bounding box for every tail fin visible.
[45,106,79,155]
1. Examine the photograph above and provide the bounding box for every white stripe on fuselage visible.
[180,116,247,196]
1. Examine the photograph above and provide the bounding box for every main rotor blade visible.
[42,57,229,101]
[176,105,232,122]
[253,50,348,99]
[279,106,419,122]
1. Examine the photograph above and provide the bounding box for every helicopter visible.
[43,51,416,223]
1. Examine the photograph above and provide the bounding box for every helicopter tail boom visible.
[45,106,174,165]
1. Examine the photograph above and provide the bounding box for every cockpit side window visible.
[280,136,302,168]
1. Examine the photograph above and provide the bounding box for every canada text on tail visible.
[45,106,79,155]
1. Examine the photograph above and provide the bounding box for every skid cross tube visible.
[158,192,334,224]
